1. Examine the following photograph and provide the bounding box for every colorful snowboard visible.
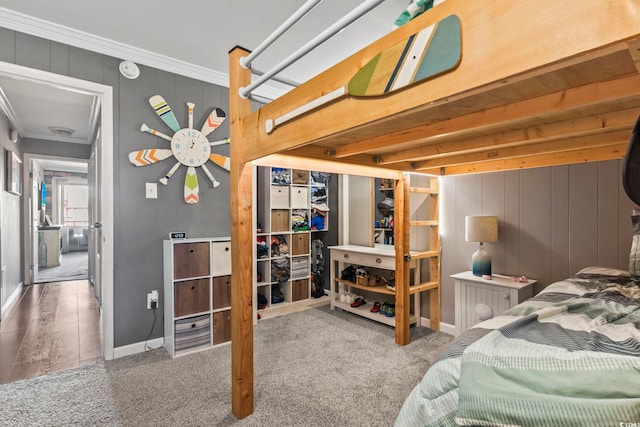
[347,14,461,96]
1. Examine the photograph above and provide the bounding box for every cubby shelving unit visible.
[163,237,232,358]
[254,167,329,318]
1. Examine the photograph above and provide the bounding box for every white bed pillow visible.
[576,266,630,277]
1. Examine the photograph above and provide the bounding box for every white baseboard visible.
[420,317,457,336]
[1,280,23,319]
[113,337,164,359]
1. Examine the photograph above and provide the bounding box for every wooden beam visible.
[229,46,254,420]
[239,0,640,160]
[281,145,417,174]
[334,75,640,159]
[378,107,640,165]
[251,154,404,180]
[629,38,640,74]
[424,142,628,175]
[395,174,410,345]
[414,129,631,170]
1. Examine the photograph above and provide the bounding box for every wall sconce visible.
[9,128,18,143]
[465,216,498,276]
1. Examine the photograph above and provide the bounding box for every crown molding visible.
[0,7,286,100]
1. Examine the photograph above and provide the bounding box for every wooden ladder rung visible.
[410,250,439,260]
[409,220,438,226]
[409,281,439,294]
[409,187,438,195]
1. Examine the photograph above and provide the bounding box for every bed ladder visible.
[407,176,441,330]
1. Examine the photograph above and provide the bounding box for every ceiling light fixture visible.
[48,126,76,137]
[119,60,140,79]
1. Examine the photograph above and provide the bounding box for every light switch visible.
[145,182,158,199]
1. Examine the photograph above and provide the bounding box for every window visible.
[63,184,88,226]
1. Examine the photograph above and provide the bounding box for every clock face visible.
[171,128,211,166]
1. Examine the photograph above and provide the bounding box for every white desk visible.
[329,244,422,328]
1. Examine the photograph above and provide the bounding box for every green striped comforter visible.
[395,272,640,426]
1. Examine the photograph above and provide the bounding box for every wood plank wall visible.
[437,159,637,326]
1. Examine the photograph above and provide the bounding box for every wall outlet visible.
[147,290,159,309]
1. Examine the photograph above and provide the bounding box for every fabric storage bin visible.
[270,185,289,208]
[213,275,231,310]
[212,310,231,344]
[173,242,210,279]
[174,278,210,317]
[211,241,231,275]
[174,314,211,355]
[292,169,309,184]
[271,210,289,232]
[291,256,309,279]
[291,278,309,301]
[290,186,309,208]
[291,232,309,256]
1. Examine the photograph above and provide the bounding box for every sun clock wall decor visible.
[128,95,230,204]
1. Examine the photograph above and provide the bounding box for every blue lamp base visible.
[471,243,491,276]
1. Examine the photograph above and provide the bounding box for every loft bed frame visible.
[228,0,640,418]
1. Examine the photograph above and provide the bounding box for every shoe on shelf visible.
[370,302,381,313]
[350,297,366,308]
[383,304,396,317]
[380,301,390,316]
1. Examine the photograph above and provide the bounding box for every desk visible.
[329,244,423,328]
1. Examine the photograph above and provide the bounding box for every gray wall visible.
[0,29,231,347]
[438,160,637,326]
[0,110,23,313]
[21,138,91,159]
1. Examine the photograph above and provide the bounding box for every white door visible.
[31,173,40,284]
[89,127,102,304]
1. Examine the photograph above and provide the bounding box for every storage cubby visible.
[164,237,232,358]
[291,232,310,256]
[254,166,330,320]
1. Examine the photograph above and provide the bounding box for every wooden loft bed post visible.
[395,174,410,345]
[229,46,254,419]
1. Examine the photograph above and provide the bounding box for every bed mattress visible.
[395,268,640,426]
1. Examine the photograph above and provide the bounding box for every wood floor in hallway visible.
[0,280,102,384]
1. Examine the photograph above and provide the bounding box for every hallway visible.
[0,280,102,384]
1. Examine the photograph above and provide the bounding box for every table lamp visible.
[465,216,498,276]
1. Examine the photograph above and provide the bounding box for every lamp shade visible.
[465,216,498,243]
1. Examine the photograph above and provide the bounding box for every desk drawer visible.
[367,255,395,270]
[333,250,364,266]
[333,250,395,270]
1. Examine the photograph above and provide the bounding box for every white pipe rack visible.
[252,68,299,88]
[239,0,323,70]
[239,0,385,99]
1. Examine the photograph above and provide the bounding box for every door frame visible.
[3,61,115,361]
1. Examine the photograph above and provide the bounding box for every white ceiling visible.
[0,0,410,164]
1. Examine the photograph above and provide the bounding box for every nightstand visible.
[451,271,536,335]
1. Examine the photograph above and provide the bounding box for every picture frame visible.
[5,149,22,196]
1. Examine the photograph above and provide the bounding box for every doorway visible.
[0,61,115,362]
[31,159,90,284]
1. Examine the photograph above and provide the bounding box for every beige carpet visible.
[0,305,453,426]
